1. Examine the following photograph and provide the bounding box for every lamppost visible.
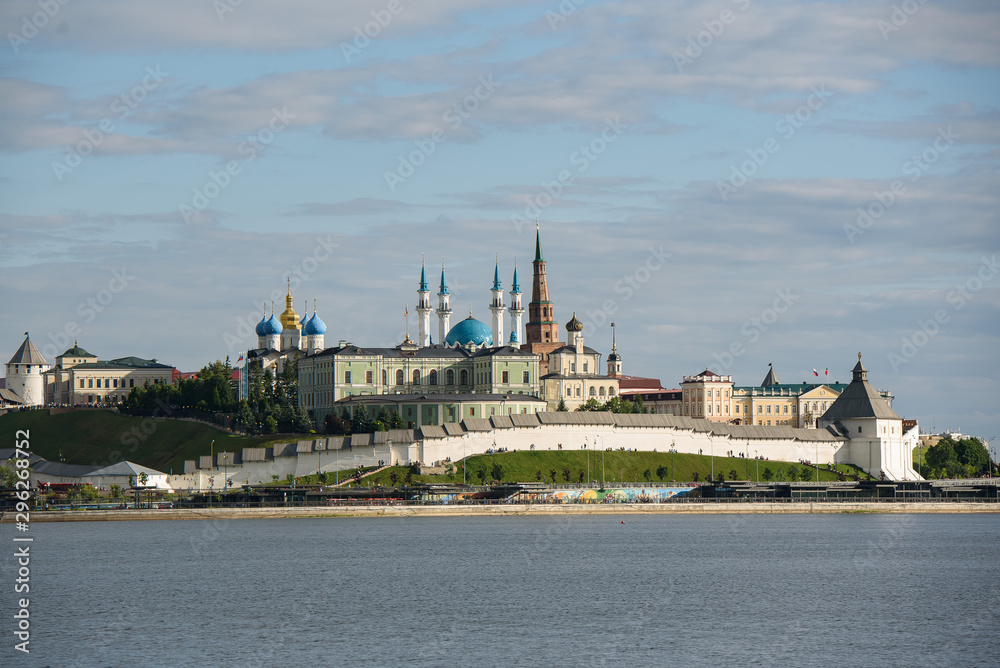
[209,439,215,507]
[584,437,590,486]
[754,449,759,484]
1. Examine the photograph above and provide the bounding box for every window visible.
[113,379,118,388]
[129,379,134,388]
[725,405,729,414]
[575,386,581,397]
[599,386,605,397]
[571,363,576,373]
[766,405,771,414]
[345,371,351,384]
[583,362,588,373]
[366,371,373,384]
[757,405,762,414]
[522,370,529,384]
[429,370,438,385]
[566,387,572,397]
[80,379,85,388]
[413,370,420,385]
[460,369,469,385]
[446,369,455,385]
[589,387,596,397]
[792,406,796,414]
[544,332,550,341]
[783,405,788,414]
[858,426,862,433]
[382,370,387,385]
[88,379,93,388]
[396,369,404,386]
[470,407,475,416]
[502,371,509,384]
[735,404,740,414]
[708,404,712,415]
[609,388,615,396]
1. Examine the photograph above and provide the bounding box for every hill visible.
[0,409,293,475]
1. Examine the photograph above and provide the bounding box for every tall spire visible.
[419,256,429,292]
[511,258,520,293]
[416,256,432,347]
[492,256,502,290]
[438,260,449,295]
[436,259,452,344]
[534,219,543,262]
[526,221,558,344]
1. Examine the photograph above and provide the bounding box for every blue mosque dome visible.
[262,313,283,336]
[254,313,268,336]
[445,316,493,347]
[304,311,327,335]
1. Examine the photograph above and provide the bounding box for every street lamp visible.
[209,439,215,508]
[754,449,759,484]
[584,437,590,486]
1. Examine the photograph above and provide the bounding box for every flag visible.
[405,305,408,317]
[237,354,244,364]
[812,368,819,376]
[824,367,828,375]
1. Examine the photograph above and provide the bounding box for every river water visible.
[2,513,998,667]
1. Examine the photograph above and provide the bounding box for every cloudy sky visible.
[1,0,997,439]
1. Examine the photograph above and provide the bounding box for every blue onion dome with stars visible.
[255,312,268,336]
[263,313,283,336]
[445,315,493,347]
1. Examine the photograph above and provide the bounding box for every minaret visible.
[416,259,432,348]
[436,261,452,345]
[508,260,523,345]
[489,257,505,348]
[607,322,622,377]
[525,222,558,344]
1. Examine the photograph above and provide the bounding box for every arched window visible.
[413,370,421,385]
[609,387,616,396]
[460,369,469,385]
[429,370,438,385]
[382,369,387,386]
[589,387,596,397]
[446,369,455,385]
[599,386,605,396]
[395,369,403,386]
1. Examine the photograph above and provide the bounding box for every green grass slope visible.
[0,409,292,474]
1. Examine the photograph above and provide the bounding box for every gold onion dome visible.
[566,312,584,332]
[279,280,301,330]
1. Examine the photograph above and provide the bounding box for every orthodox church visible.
[247,280,327,376]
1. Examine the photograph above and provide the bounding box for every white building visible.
[4,333,49,407]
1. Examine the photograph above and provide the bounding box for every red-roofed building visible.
[617,374,682,415]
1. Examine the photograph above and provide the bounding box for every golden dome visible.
[279,280,301,330]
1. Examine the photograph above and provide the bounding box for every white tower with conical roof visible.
[6,333,49,406]
[416,260,432,348]
[508,262,524,345]
[436,262,452,345]
[489,259,505,349]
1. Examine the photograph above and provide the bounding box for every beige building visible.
[43,343,174,406]
[540,314,619,410]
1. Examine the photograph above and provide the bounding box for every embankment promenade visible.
[6,501,1000,522]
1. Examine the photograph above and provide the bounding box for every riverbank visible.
[7,501,1000,522]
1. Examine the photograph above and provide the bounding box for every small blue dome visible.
[445,316,493,347]
[254,314,268,336]
[304,312,327,336]
[262,314,283,336]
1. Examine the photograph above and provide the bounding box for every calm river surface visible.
[2,513,999,667]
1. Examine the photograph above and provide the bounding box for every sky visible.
[1,0,997,440]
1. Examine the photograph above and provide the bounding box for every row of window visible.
[78,377,139,389]
[565,386,617,398]
[339,368,531,387]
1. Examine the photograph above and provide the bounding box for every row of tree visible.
[324,405,407,435]
[561,395,648,413]
[921,436,992,479]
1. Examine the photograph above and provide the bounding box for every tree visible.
[264,415,279,434]
[325,413,350,435]
[536,469,543,481]
[692,472,699,482]
[799,467,813,482]
[236,401,257,434]
[293,406,313,434]
[578,470,585,483]
[656,465,668,481]
[577,398,602,411]
[729,469,738,480]
[562,468,571,482]
[762,467,774,481]
[550,468,557,484]
[351,405,372,434]
[387,410,406,430]
[492,462,505,482]
[786,465,799,481]
[0,462,16,488]
[634,394,646,414]
[389,471,399,486]
[643,468,652,482]
[556,398,568,412]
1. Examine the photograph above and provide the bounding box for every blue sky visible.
[1,0,997,440]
